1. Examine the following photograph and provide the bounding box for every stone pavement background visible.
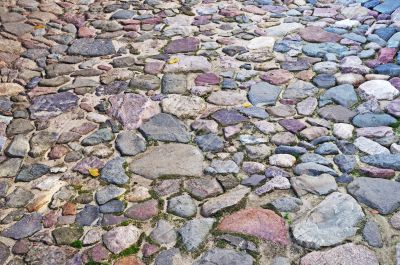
[1,0,400,264]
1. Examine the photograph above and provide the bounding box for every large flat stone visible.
[129,143,204,179]
[68,38,116,57]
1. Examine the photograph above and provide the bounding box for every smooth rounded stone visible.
[264,22,304,37]
[81,128,114,146]
[150,220,177,245]
[129,143,203,179]
[300,127,329,141]
[241,174,267,187]
[269,154,296,168]
[297,97,318,115]
[359,80,399,100]
[164,55,212,73]
[15,164,50,182]
[96,185,126,205]
[108,93,160,130]
[291,174,337,196]
[193,248,253,265]
[333,123,354,139]
[167,194,197,218]
[100,157,128,185]
[319,84,358,108]
[178,218,215,251]
[387,98,400,117]
[313,61,338,75]
[313,74,336,88]
[374,63,400,77]
[248,82,282,107]
[294,162,337,177]
[352,113,397,128]
[360,153,400,170]
[303,42,348,58]
[82,228,103,245]
[195,133,224,152]
[124,199,158,221]
[161,73,187,94]
[52,227,83,245]
[292,192,364,249]
[283,80,318,100]
[103,225,141,254]
[139,113,190,143]
[184,178,223,200]
[164,37,200,54]
[201,186,250,217]
[318,105,356,123]
[315,142,339,155]
[6,119,34,136]
[154,248,183,265]
[275,146,307,156]
[6,134,29,157]
[271,196,303,213]
[267,105,296,118]
[354,136,390,155]
[68,38,116,57]
[333,154,357,173]
[300,243,379,265]
[162,94,207,118]
[299,26,342,43]
[247,36,275,50]
[2,213,42,239]
[217,208,287,244]
[129,75,160,91]
[348,177,400,214]
[115,132,146,156]
[207,90,247,106]
[76,205,100,226]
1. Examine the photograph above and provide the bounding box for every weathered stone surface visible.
[300,243,379,265]
[129,144,203,179]
[29,92,79,119]
[108,93,160,130]
[194,248,253,265]
[218,208,288,244]
[68,38,116,56]
[103,225,141,254]
[348,177,400,214]
[292,192,364,249]
[2,213,42,239]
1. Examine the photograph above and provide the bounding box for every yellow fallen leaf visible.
[88,168,100,177]
[242,102,252,108]
[168,57,180,64]
[35,25,45,29]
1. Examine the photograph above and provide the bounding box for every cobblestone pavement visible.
[1,0,400,264]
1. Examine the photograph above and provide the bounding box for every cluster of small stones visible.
[2,0,400,264]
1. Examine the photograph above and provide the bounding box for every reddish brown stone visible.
[124,199,159,221]
[299,26,342,43]
[71,122,97,135]
[62,202,77,216]
[42,211,58,228]
[261,69,293,85]
[144,61,165,75]
[48,145,69,160]
[114,255,144,265]
[164,37,200,54]
[142,243,159,257]
[195,73,220,86]
[12,239,30,255]
[82,244,110,263]
[217,208,288,245]
[78,27,96,38]
[360,166,395,179]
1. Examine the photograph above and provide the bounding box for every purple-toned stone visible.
[378,48,397,64]
[164,37,200,54]
[2,213,42,239]
[278,119,307,134]
[211,109,248,126]
[96,81,128,96]
[73,156,105,175]
[265,166,291,178]
[194,73,220,86]
[389,77,400,90]
[360,166,396,179]
[387,99,400,117]
[29,92,79,119]
[124,199,159,221]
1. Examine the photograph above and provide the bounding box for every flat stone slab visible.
[68,38,116,57]
[129,143,204,179]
